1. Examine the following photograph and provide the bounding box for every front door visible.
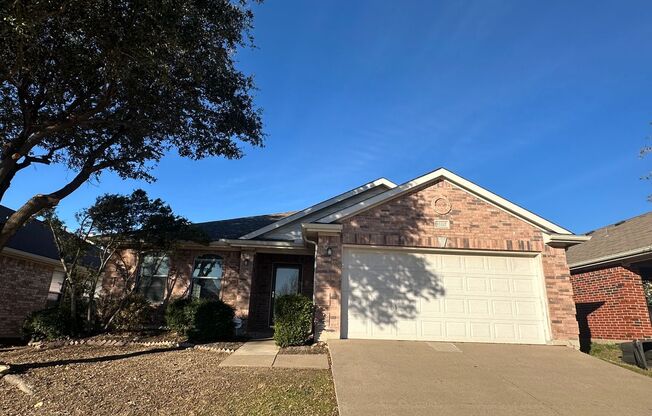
[270,264,301,325]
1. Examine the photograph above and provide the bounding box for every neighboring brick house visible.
[0,205,65,340]
[567,212,652,344]
[103,168,586,346]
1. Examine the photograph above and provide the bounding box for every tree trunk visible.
[69,282,78,335]
[0,157,20,204]
[0,166,97,251]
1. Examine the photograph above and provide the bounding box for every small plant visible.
[111,294,152,331]
[165,297,194,335]
[165,298,235,342]
[97,293,152,331]
[643,281,652,306]
[273,294,314,347]
[22,308,71,341]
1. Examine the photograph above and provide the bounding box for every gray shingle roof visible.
[193,212,297,241]
[566,211,652,267]
[0,205,59,260]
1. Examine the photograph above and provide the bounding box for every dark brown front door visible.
[269,264,301,326]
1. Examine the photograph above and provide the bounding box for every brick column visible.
[236,250,255,319]
[542,246,580,346]
[314,234,342,341]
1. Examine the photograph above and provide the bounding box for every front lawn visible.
[0,345,338,416]
[588,343,652,378]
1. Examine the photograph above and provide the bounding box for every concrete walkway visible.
[219,339,328,369]
[330,340,652,416]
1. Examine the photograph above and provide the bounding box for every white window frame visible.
[190,254,224,300]
[139,253,170,303]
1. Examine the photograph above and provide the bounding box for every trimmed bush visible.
[165,297,195,335]
[110,293,152,331]
[165,298,235,342]
[273,294,314,347]
[23,308,71,340]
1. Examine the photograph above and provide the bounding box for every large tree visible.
[0,0,263,249]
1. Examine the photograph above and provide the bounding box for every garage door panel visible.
[470,322,492,338]
[343,248,548,344]
[444,322,468,338]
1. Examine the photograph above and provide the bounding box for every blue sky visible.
[4,0,652,233]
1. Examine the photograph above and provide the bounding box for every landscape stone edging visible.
[27,339,236,353]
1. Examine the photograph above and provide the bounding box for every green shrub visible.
[23,308,71,340]
[165,297,194,335]
[110,293,152,331]
[273,294,314,347]
[165,298,235,342]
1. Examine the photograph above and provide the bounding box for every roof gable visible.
[316,168,572,235]
[239,178,396,240]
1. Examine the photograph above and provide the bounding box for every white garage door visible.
[342,248,549,344]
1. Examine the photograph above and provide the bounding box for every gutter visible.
[1,247,63,268]
[569,245,652,270]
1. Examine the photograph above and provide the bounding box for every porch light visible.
[326,247,333,257]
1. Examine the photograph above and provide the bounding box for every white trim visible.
[341,243,540,257]
[239,178,396,240]
[544,234,591,247]
[317,168,573,235]
[222,239,306,249]
[569,245,652,270]
[0,247,62,268]
[301,223,343,235]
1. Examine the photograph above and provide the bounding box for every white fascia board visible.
[238,178,396,240]
[544,234,591,247]
[317,168,573,235]
[301,223,343,235]
[221,239,305,249]
[569,245,652,270]
[1,246,62,268]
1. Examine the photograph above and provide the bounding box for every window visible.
[139,254,170,303]
[46,270,66,307]
[191,254,223,300]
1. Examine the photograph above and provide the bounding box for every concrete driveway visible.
[329,340,652,416]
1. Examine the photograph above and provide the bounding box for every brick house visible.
[0,205,65,340]
[566,212,652,344]
[103,168,587,346]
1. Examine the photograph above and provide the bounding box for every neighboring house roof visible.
[239,178,396,240]
[0,205,59,261]
[194,212,297,240]
[566,211,652,269]
[315,168,573,235]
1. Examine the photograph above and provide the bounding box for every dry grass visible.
[588,343,652,378]
[0,344,337,416]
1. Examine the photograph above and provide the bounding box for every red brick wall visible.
[328,179,579,343]
[0,254,55,338]
[314,234,342,340]
[342,180,545,252]
[102,248,241,307]
[571,265,652,340]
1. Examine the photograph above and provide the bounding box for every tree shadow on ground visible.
[8,346,184,375]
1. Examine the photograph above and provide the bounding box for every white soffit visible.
[317,168,573,235]
[239,178,396,240]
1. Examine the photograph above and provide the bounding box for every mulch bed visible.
[0,344,337,416]
[279,342,329,355]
